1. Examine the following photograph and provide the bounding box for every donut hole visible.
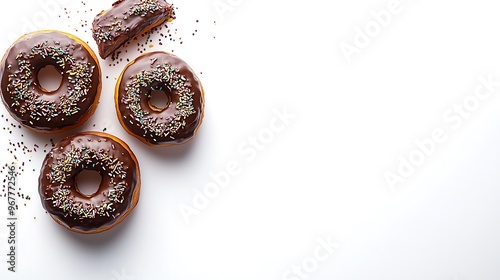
[37,65,63,93]
[149,89,171,111]
[75,170,102,197]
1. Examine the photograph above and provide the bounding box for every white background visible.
[1,0,500,279]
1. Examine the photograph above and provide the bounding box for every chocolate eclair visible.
[92,0,175,59]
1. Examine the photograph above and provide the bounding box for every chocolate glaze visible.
[39,132,140,233]
[117,51,204,146]
[0,31,101,132]
[92,0,175,59]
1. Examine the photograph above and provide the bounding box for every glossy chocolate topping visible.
[39,132,140,233]
[116,51,204,146]
[92,0,175,59]
[0,31,101,132]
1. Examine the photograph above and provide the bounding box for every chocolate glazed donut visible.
[115,51,204,147]
[39,132,141,234]
[0,30,101,133]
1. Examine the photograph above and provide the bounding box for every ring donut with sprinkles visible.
[0,30,102,133]
[115,51,204,147]
[39,132,141,234]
